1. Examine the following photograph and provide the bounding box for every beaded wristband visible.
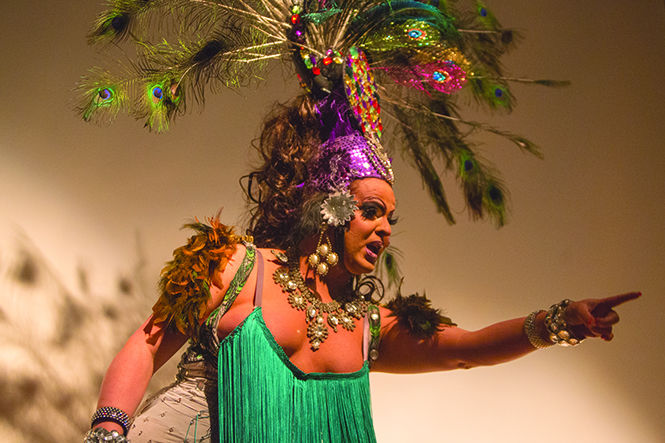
[544,299,583,346]
[90,406,131,435]
[523,310,553,348]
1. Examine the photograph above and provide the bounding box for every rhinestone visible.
[369,349,379,360]
[286,280,297,291]
[558,330,570,340]
[274,251,289,263]
[370,312,379,321]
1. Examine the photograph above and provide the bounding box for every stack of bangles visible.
[523,299,584,349]
[84,407,131,442]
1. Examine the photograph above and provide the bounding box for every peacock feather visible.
[78,0,567,224]
[78,68,130,125]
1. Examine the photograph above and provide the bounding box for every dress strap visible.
[253,249,265,307]
[364,304,381,364]
[362,316,369,361]
[215,244,257,321]
[201,244,257,350]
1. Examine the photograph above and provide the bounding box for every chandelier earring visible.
[307,224,339,277]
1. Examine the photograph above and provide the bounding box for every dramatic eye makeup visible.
[359,200,398,225]
[359,201,384,219]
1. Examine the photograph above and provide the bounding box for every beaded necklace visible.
[272,250,369,350]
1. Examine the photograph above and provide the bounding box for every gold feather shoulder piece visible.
[152,216,249,335]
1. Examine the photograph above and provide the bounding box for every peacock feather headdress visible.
[78,0,567,227]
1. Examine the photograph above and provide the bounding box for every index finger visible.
[598,292,642,308]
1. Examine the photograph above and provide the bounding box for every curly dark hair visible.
[241,90,387,302]
[242,94,322,248]
[242,87,363,249]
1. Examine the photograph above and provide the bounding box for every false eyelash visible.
[359,202,383,219]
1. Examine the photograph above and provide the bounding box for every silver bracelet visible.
[544,299,583,346]
[523,310,553,348]
[83,428,129,443]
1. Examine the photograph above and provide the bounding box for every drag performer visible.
[78,0,640,441]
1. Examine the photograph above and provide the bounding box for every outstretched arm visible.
[371,292,641,374]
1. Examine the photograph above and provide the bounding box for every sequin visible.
[308,133,394,191]
[343,47,383,138]
[407,28,424,39]
[359,19,456,52]
[432,70,447,82]
[379,60,467,94]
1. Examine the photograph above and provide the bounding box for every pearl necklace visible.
[272,250,369,350]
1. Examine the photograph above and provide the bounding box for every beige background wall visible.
[1,1,663,442]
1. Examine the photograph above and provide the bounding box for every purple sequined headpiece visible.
[308,133,394,192]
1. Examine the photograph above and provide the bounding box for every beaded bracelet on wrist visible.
[90,406,131,435]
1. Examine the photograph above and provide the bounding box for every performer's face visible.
[343,178,396,275]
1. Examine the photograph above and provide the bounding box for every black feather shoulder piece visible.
[152,216,250,336]
[386,292,456,338]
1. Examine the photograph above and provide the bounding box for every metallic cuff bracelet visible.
[523,310,553,348]
[84,427,129,443]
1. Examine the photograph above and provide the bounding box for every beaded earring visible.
[307,224,339,276]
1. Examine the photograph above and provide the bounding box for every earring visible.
[308,224,339,276]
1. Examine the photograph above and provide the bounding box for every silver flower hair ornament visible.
[321,189,358,227]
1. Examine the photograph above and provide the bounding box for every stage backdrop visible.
[1,1,663,442]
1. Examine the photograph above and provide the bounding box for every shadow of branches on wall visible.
[0,230,153,442]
